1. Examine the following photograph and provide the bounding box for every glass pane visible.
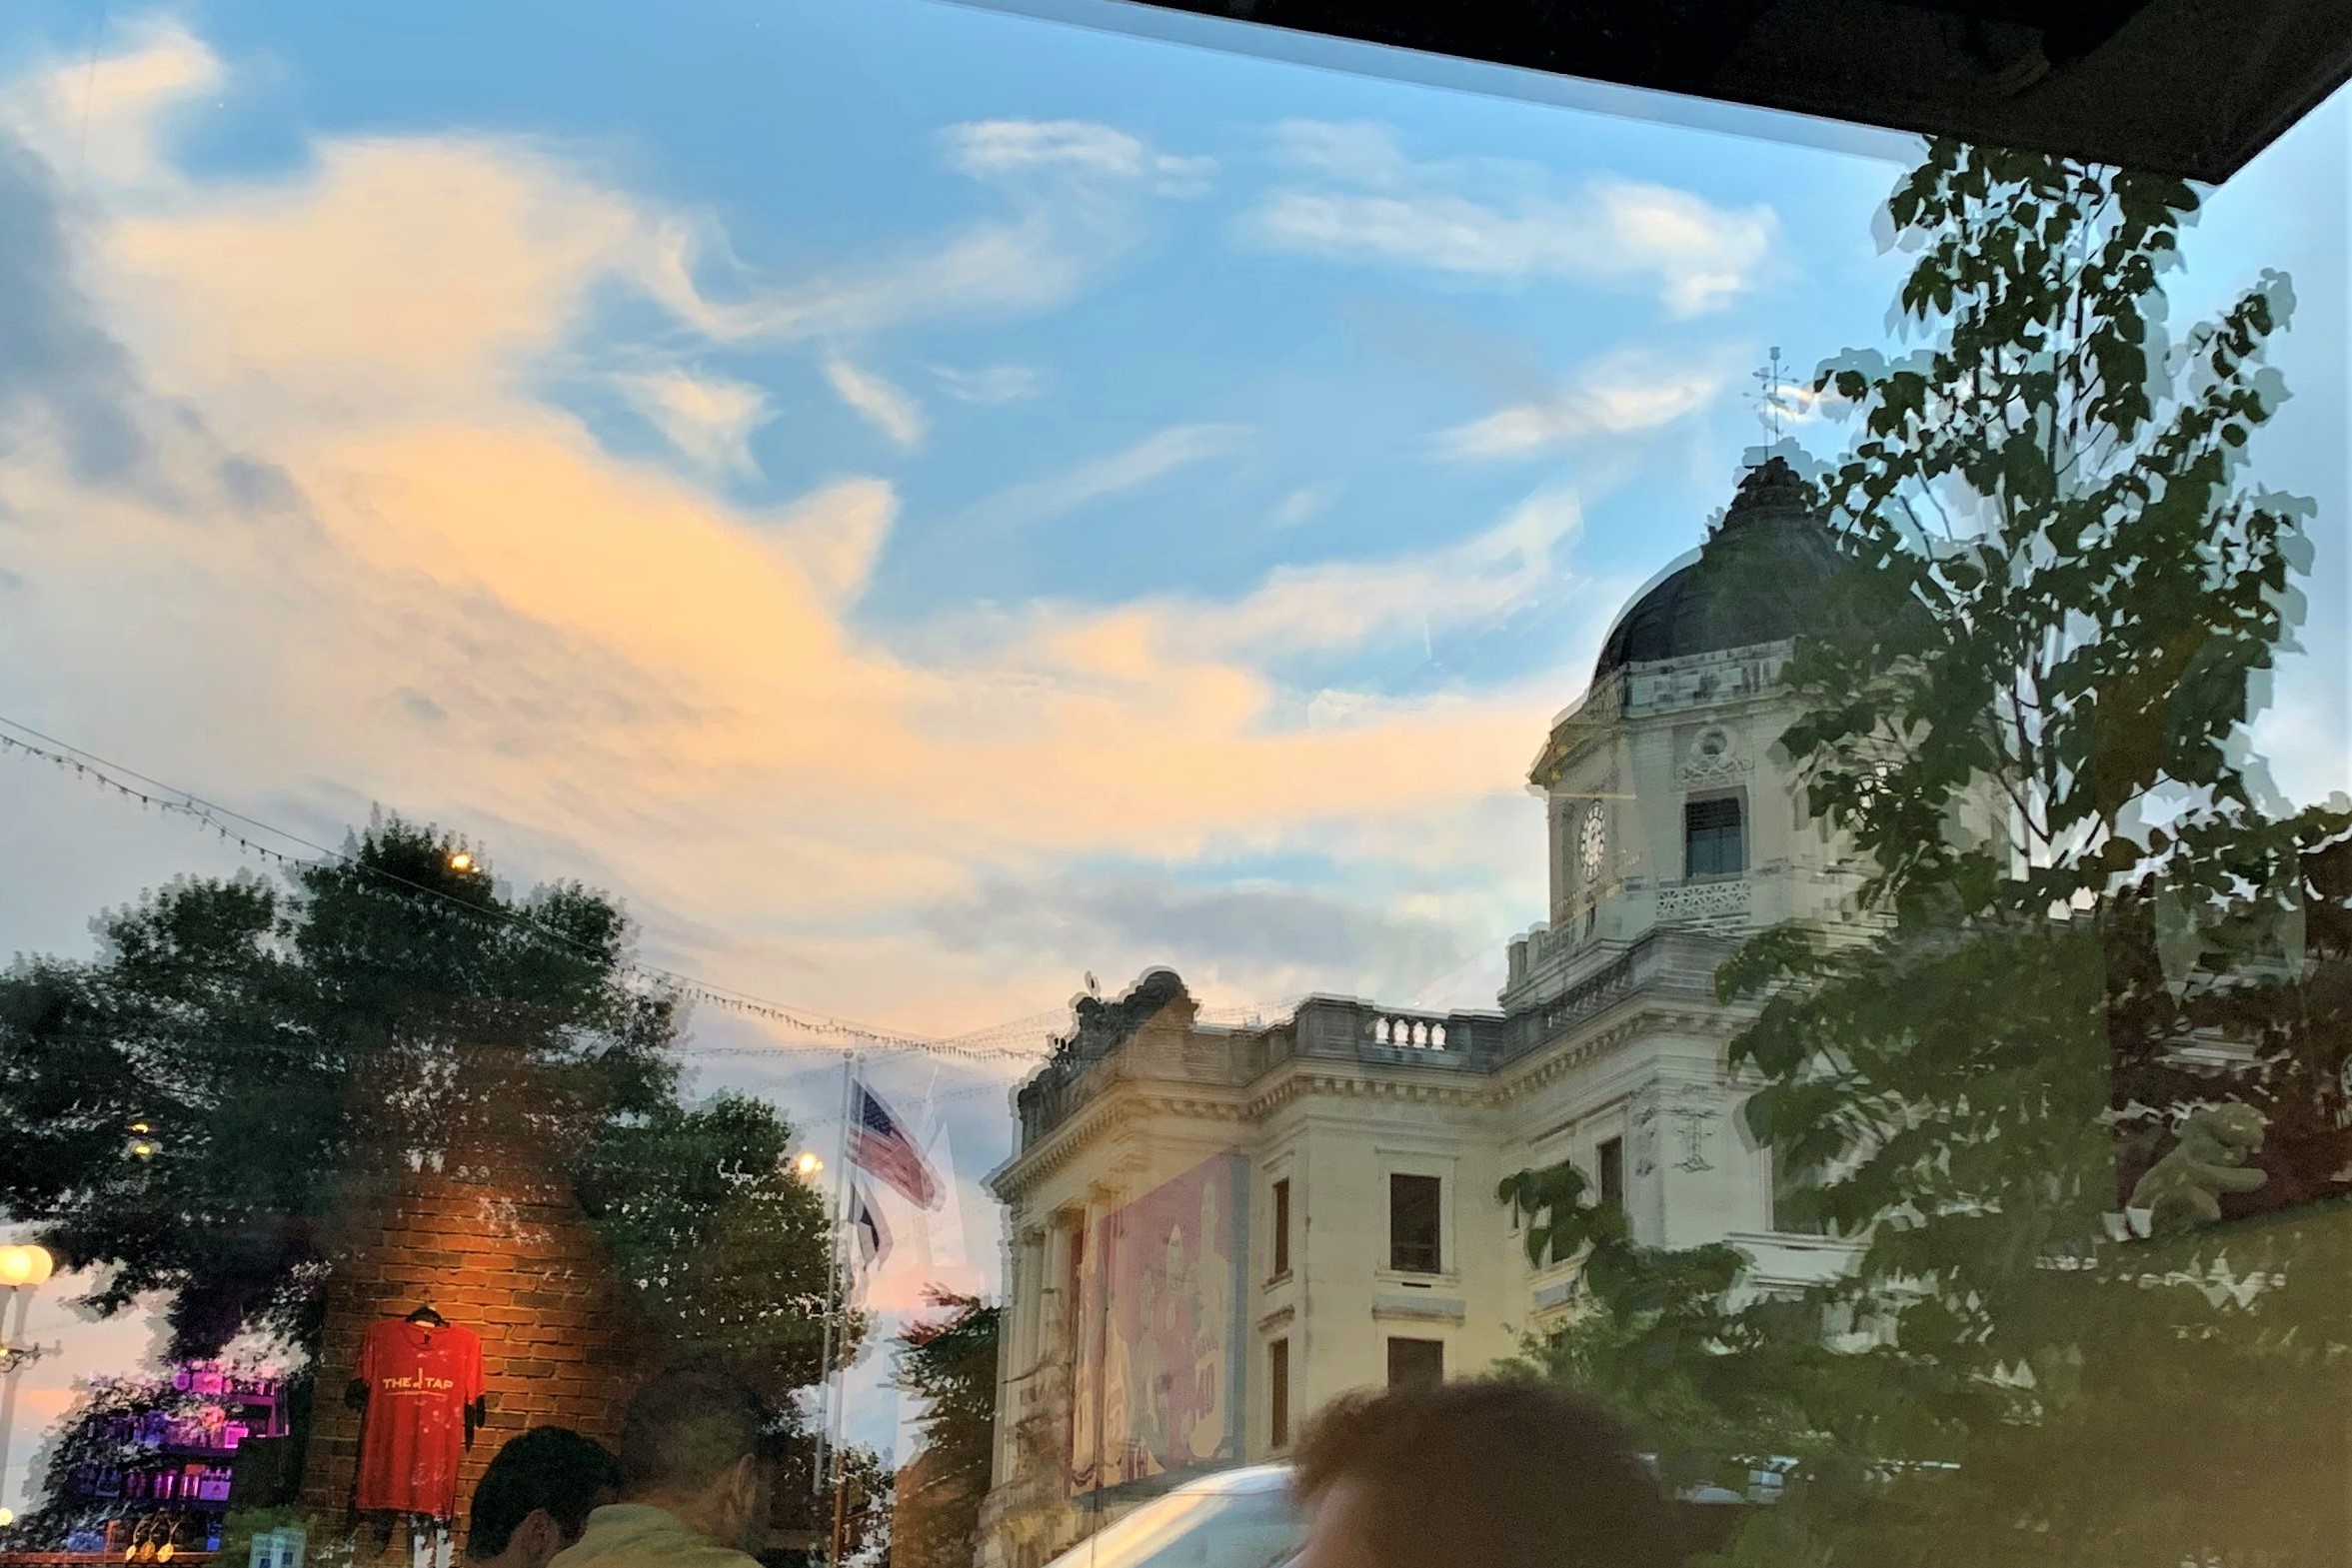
[1387,1175,1441,1274]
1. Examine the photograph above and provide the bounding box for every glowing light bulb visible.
[795,1152,823,1177]
[0,1245,55,1286]
[448,851,475,872]
[131,1141,157,1159]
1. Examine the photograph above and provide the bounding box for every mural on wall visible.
[1067,1152,1247,1495]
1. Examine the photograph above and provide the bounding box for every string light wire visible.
[0,714,1069,1062]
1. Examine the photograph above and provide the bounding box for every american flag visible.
[849,1079,942,1209]
[850,1181,893,1291]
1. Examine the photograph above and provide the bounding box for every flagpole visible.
[813,1051,857,1504]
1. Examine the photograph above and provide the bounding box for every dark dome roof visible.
[1591,458,1846,683]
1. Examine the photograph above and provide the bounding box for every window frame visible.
[1270,1177,1291,1280]
[1267,1336,1290,1451]
[1683,790,1747,879]
[1386,1170,1444,1276]
[1385,1336,1444,1389]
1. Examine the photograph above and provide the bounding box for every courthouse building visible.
[978,458,1910,1568]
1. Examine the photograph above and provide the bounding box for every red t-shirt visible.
[354,1318,486,1518]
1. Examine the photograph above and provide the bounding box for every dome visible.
[1590,458,1846,683]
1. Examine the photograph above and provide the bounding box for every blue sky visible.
[0,0,2345,1476]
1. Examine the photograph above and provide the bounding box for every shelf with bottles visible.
[49,1508,225,1560]
[66,1459,236,1509]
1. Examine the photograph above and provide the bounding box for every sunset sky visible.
[0,0,2344,1480]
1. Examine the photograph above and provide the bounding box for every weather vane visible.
[1752,346,1790,440]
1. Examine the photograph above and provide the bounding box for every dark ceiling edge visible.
[927,0,1924,169]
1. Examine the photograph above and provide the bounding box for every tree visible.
[888,1291,1001,1568]
[0,815,863,1391]
[1506,138,2351,1567]
[575,1093,863,1398]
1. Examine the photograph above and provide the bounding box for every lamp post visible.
[0,1244,57,1534]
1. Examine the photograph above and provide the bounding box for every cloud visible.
[822,358,927,448]
[1270,483,1333,528]
[1245,121,1777,317]
[944,119,1216,197]
[0,14,223,194]
[770,477,899,608]
[0,132,156,485]
[1180,485,1581,656]
[930,363,1042,406]
[646,120,1211,348]
[0,23,1616,1067]
[966,422,1249,530]
[919,869,1481,999]
[1433,348,1732,460]
[615,368,772,474]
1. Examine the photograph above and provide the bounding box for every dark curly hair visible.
[1292,1378,1679,1568]
[467,1427,621,1559]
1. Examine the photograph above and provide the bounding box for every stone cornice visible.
[1245,1063,1493,1121]
[993,978,1761,1195]
[1491,1004,1731,1105]
[991,1079,1247,1199]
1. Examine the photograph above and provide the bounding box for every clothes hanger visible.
[405,1303,448,1327]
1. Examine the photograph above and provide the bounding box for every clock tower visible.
[1509,456,1875,1014]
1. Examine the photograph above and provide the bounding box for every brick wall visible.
[300,1044,644,1558]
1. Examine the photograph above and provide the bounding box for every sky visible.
[0,0,2346,1494]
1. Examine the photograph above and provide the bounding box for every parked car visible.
[1040,1466,1302,1568]
[1036,1456,1770,1568]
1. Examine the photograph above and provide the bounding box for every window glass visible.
[1385,1338,1443,1389]
[1267,1339,1289,1451]
[0,4,2342,1567]
[1685,795,1746,877]
[1387,1174,1442,1274]
[1597,1137,1626,1214]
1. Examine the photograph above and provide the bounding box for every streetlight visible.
[0,1245,55,1536]
[794,1152,824,1178]
[0,1247,52,1289]
[448,850,475,873]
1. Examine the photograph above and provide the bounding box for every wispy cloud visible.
[1270,483,1334,528]
[968,422,1250,530]
[1434,348,1732,460]
[615,369,772,473]
[1244,121,1777,318]
[930,363,1043,405]
[945,119,1216,198]
[823,357,927,448]
[1182,485,1582,656]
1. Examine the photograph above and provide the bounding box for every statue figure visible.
[2129,1101,2270,1233]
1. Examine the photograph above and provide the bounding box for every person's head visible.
[1291,1379,1677,1568]
[616,1369,782,1554]
[467,1427,621,1568]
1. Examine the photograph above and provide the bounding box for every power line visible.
[0,715,1059,1062]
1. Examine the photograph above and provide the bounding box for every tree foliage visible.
[0,816,862,1392]
[888,1290,1001,1568]
[576,1093,862,1397]
[1507,138,2352,1567]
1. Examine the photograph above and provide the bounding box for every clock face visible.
[1579,802,1607,881]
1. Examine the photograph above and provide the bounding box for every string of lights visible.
[0,716,1069,1062]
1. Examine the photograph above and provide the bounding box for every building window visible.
[1386,1337,1444,1388]
[1388,1173,1442,1274]
[1773,1149,1830,1235]
[1268,1338,1291,1450]
[1685,794,1745,877]
[1597,1137,1625,1214]
[1271,1178,1291,1278]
